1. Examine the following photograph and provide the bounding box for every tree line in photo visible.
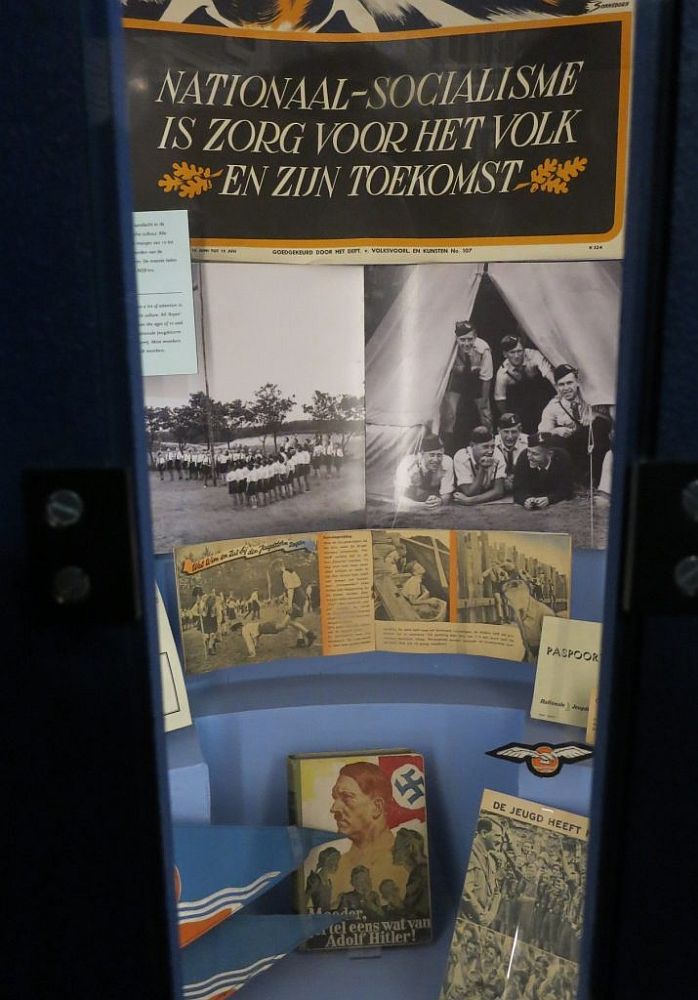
[145,385,364,480]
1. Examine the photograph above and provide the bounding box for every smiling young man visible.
[494,412,528,494]
[494,335,556,434]
[538,364,612,486]
[441,320,494,453]
[513,433,574,510]
[453,426,506,506]
[394,433,454,511]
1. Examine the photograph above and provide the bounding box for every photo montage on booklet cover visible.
[441,790,588,1000]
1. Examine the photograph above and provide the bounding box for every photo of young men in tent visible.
[364,262,620,549]
[372,529,450,623]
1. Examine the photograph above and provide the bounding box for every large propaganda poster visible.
[122,11,631,263]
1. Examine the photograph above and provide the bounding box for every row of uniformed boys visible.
[153,438,345,485]
[226,450,312,507]
[226,444,344,507]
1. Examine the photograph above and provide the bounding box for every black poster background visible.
[125,19,627,245]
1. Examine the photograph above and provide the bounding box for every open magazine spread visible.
[145,260,619,553]
[174,528,571,668]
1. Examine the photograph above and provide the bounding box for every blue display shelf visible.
[160,547,601,997]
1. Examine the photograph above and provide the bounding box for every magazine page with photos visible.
[174,531,376,673]
[365,261,619,550]
[144,263,365,553]
[374,528,571,664]
[174,528,570,671]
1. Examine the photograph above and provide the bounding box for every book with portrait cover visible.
[288,749,432,951]
[440,790,588,1000]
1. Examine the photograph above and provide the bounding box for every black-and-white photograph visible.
[144,263,365,553]
[441,922,580,1000]
[175,535,321,673]
[456,531,570,663]
[365,262,620,549]
[372,529,451,623]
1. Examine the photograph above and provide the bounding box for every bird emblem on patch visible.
[486,742,594,777]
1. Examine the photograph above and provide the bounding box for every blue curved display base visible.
[158,548,600,998]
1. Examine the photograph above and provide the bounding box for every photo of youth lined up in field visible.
[364,262,619,550]
[144,263,365,553]
[175,535,321,673]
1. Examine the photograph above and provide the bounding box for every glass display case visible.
[5,2,698,999]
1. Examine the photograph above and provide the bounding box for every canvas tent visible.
[365,261,621,501]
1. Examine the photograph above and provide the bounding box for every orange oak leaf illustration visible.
[514,156,588,195]
[157,162,223,199]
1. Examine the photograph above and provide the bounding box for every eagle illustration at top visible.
[122,0,599,34]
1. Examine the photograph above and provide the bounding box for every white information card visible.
[157,586,192,733]
[531,617,602,728]
[134,210,197,377]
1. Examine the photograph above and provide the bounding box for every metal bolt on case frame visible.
[52,566,91,606]
[673,555,698,598]
[45,489,85,529]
